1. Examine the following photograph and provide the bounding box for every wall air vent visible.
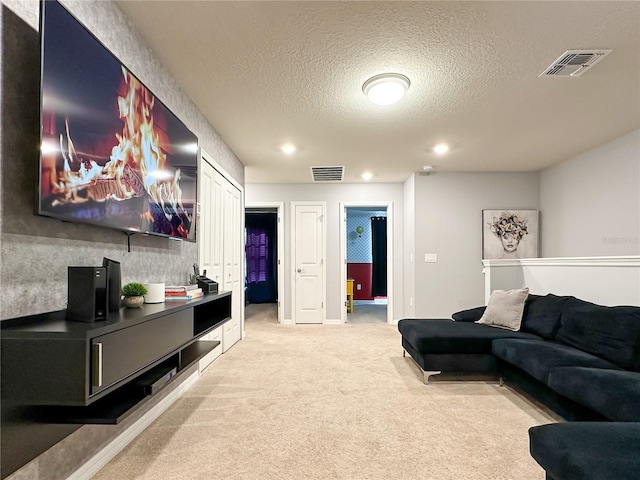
[539,50,612,77]
[311,166,344,182]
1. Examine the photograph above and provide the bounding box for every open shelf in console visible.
[31,339,222,425]
[193,293,231,336]
[180,340,220,370]
[34,374,165,425]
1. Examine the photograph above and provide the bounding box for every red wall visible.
[347,263,372,300]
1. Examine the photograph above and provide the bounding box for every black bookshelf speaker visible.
[102,257,121,312]
[66,267,108,322]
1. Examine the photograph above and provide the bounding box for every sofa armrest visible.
[452,306,486,322]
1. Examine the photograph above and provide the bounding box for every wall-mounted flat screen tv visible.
[38,0,198,242]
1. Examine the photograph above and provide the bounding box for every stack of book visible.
[165,285,204,300]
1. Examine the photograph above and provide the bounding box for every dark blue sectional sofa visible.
[397,294,640,480]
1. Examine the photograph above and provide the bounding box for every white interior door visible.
[223,181,242,324]
[293,202,325,324]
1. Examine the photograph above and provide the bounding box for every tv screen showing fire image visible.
[38,0,198,242]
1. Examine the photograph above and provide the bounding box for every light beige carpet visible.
[347,303,387,324]
[93,304,556,480]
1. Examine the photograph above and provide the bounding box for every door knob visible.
[296,268,302,273]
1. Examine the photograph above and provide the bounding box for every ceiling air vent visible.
[539,49,612,77]
[311,166,344,182]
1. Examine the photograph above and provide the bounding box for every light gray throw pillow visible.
[476,288,530,331]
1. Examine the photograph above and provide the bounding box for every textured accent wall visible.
[346,209,386,262]
[0,0,244,320]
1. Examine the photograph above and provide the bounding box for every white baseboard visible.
[281,318,294,325]
[67,371,200,480]
[324,318,342,325]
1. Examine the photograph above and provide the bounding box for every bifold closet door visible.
[198,159,223,284]
[223,181,242,327]
[198,154,243,350]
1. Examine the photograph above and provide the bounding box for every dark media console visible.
[1,292,231,478]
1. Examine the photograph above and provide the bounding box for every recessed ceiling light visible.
[362,73,410,106]
[433,143,450,155]
[281,143,296,155]
[423,165,434,171]
[361,172,373,180]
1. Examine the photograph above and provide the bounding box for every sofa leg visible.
[499,377,504,387]
[402,349,441,384]
[423,371,442,384]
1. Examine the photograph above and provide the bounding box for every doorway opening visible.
[245,203,284,323]
[340,203,393,324]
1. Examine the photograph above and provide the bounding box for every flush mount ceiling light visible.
[280,143,296,155]
[362,73,410,105]
[433,143,450,155]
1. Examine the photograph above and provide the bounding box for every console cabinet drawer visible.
[222,316,241,352]
[91,309,193,395]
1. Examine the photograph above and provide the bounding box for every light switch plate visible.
[425,253,437,263]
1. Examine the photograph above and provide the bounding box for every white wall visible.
[540,129,640,257]
[412,172,540,317]
[403,174,416,318]
[245,183,404,321]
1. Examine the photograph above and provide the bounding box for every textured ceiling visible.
[116,1,640,184]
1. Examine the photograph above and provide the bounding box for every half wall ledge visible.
[482,255,640,307]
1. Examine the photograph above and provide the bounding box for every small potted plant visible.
[121,282,148,308]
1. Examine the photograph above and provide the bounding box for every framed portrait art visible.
[482,210,539,260]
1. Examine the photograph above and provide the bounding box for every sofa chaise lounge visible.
[397,292,640,480]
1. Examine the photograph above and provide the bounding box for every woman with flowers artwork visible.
[482,210,538,259]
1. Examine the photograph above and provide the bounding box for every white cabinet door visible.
[222,317,241,352]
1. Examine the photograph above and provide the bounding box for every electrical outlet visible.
[425,253,437,263]
[356,284,362,290]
